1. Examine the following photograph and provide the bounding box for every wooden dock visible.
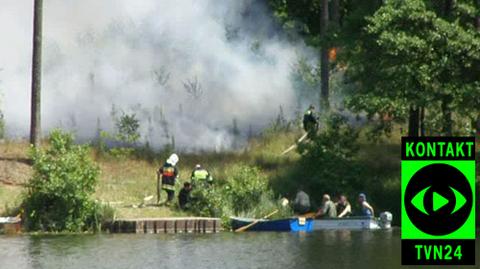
[0,219,21,234]
[105,217,222,234]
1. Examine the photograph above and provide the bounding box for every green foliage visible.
[93,130,110,154]
[92,203,116,230]
[190,165,291,225]
[345,0,480,135]
[296,113,361,195]
[94,109,141,159]
[23,130,101,232]
[290,58,320,108]
[224,166,272,213]
[270,0,479,135]
[115,113,140,144]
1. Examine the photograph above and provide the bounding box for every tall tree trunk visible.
[320,0,329,110]
[332,0,340,26]
[408,106,419,137]
[474,1,479,139]
[441,97,453,136]
[476,11,480,31]
[30,0,43,147]
[420,106,426,136]
[444,0,454,17]
[476,117,480,136]
[475,0,480,139]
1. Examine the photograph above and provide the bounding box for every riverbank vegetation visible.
[0,116,478,231]
[0,0,478,232]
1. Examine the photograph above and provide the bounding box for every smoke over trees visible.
[0,0,316,150]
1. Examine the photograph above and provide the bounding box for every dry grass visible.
[93,131,300,218]
[0,185,23,215]
[0,131,300,218]
[0,141,32,185]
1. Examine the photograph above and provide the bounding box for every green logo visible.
[411,186,467,215]
[401,137,475,265]
[402,161,475,239]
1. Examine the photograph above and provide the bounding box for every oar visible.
[235,210,279,232]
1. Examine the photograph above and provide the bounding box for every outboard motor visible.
[379,211,393,229]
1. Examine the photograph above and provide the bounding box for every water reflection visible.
[0,230,477,269]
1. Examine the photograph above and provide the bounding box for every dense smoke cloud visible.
[0,0,314,150]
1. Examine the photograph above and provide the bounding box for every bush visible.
[93,111,141,159]
[283,113,363,203]
[23,130,101,232]
[92,203,116,231]
[190,165,290,225]
[115,113,140,145]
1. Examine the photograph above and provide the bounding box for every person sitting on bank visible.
[157,153,179,205]
[358,193,374,217]
[293,188,311,214]
[191,164,213,187]
[316,194,337,218]
[178,182,192,210]
[336,195,352,218]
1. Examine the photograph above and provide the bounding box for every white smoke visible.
[0,0,314,150]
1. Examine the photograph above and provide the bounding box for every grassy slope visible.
[1,130,477,223]
[0,141,30,215]
[0,131,301,219]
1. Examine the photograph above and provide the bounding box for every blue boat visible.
[230,211,393,232]
[230,217,313,232]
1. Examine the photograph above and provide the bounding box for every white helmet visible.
[166,153,179,166]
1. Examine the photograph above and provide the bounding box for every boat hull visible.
[230,217,312,232]
[312,217,380,230]
[231,216,389,232]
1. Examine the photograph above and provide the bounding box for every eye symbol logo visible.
[411,185,467,216]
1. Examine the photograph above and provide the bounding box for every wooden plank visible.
[135,220,144,234]
[146,220,155,234]
[165,220,175,233]
[186,219,194,233]
[155,220,166,233]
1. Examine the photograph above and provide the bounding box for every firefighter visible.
[157,153,179,205]
[303,105,318,137]
[191,164,213,187]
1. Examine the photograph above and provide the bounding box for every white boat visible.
[312,212,393,230]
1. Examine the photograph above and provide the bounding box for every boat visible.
[230,211,392,232]
[311,216,382,230]
[230,216,313,232]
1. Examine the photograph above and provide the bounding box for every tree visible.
[344,0,480,137]
[115,113,140,145]
[320,0,330,110]
[268,0,331,109]
[30,0,43,147]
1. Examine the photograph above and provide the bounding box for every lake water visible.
[0,229,478,269]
